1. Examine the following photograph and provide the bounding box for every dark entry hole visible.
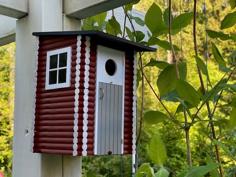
[105,59,116,76]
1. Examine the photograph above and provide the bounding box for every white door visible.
[95,46,125,155]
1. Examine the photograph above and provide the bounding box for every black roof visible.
[33,30,156,52]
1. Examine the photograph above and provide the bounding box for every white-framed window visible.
[45,47,71,90]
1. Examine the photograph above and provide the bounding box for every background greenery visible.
[0,44,14,176]
[0,0,235,176]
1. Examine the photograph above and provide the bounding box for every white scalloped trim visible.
[132,54,137,174]
[82,37,91,156]
[73,36,82,156]
[31,38,39,152]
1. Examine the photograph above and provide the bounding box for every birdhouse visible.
[32,31,155,156]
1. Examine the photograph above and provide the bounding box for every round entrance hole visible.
[105,59,117,76]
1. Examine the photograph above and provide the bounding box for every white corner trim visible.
[45,47,72,90]
[73,36,82,156]
[82,37,91,156]
[31,37,39,152]
[132,54,137,174]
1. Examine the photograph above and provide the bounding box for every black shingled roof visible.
[33,30,156,52]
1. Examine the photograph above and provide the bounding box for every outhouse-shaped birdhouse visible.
[32,31,155,156]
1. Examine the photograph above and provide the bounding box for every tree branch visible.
[193,1,224,176]
[136,53,144,144]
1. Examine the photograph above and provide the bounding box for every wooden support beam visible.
[0,0,28,19]
[64,0,135,19]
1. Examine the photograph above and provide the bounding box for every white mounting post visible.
[13,0,81,177]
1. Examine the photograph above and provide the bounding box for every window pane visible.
[58,69,67,83]
[49,70,57,84]
[50,55,58,69]
[59,53,67,67]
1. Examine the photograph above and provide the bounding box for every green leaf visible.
[163,8,173,26]
[93,12,107,28]
[135,163,155,177]
[147,134,167,165]
[148,37,179,51]
[144,111,169,125]
[157,65,178,97]
[206,158,220,177]
[125,27,135,41]
[146,58,170,69]
[155,167,169,177]
[229,0,236,9]
[82,12,107,30]
[161,90,179,102]
[145,3,167,36]
[178,62,187,81]
[124,4,133,12]
[203,79,227,102]
[195,56,208,76]
[176,79,200,107]
[135,31,145,42]
[229,107,236,129]
[130,15,145,26]
[211,42,226,67]
[206,29,232,41]
[195,56,210,82]
[106,16,122,36]
[183,163,218,177]
[221,11,236,29]
[172,12,193,34]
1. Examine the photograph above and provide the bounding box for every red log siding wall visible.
[34,36,77,155]
[124,52,134,154]
[86,39,97,155]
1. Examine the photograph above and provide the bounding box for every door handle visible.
[99,87,104,100]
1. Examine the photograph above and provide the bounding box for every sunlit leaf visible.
[106,16,122,36]
[82,12,107,30]
[145,3,167,36]
[211,42,226,67]
[147,134,167,165]
[183,163,218,177]
[93,12,107,27]
[135,163,155,177]
[155,167,169,177]
[148,37,179,51]
[221,11,236,29]
[206,29,234,41]
[157,65,178,97]
[176,79,200,107]
[145,58,170,69]
[172,12,193,34]
[144,110,169,125]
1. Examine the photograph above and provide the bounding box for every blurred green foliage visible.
[0,44,14,176]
